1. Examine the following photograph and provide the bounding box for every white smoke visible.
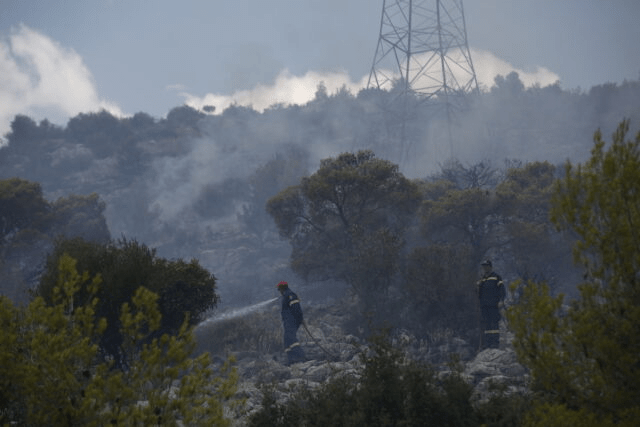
[182,48,560,114]
[0,25,123,139]
[181,68,369,113]
[0,25,560,141]
[471,49,560,89]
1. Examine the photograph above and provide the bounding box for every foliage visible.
[1,76,638,310]
[0,178,49,239]
[36,237,219,363]
[248,331,526,427]
[412,161,571,339]
[475,381,531,427]
[497,161,556,221]
[507,120,640,425]
[0,178,109,245]
[51,193,111,243]
[433,158,502,190]
[420,184,500,261]
[66,110,134,159]
[413,181,503,340]
[0,178,110,303]
[0,254,237,426]
[267,150,421,308]
[495,161,574,285]
[403,243,478,338]
[551,120,640,287]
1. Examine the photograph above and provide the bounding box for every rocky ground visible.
[194,301,529,426]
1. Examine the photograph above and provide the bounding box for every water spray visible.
[196,294,340,360]
[197,297,279,327]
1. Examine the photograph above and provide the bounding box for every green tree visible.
[495,161,575,285]
[0,179,111,303]
[507,120,640,426]
[403,243,477,336]
[50,193,111,243]
[407,161,573,341]
[267,150,421,307]
[419,183,500,263]
[0,178,49,240]
[36,237,219,364]
[0,254,237,426]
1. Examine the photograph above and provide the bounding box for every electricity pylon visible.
[368,0,479,108]
[367,0,479,161]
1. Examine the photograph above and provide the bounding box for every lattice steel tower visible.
[368,0,479,113]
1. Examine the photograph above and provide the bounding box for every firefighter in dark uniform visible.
[476,259,506,349]
[276,281,306,365]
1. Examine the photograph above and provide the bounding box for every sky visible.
[1,0,639,138]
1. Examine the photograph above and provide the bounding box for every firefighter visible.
[476,259,506,349]
[276,281,306,365]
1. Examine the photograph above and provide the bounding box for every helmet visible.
[276,281,288,290]
[481,259,492,267]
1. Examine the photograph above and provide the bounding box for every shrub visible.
[246,331,523,426]
[0,254,238,426]
[36,236,219,364]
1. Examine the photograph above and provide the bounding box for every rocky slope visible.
[194,300,529,425]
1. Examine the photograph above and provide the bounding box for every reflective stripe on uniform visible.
[285,342,300,352]
[484,330,500,334]
[288,299,300,306]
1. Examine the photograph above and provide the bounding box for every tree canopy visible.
[36,237,219,364]
[0,178,49,239]
[0,178,110,303]
[508,120,640,426]
[267,150,421,307]
[0,254,237,426]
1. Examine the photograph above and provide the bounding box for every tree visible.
[50,193,111,244]
[0,179,112,303]
[0,178,49,240]
[238,147,309,239]
[403,243,477,336]
[0,254,237,426]
[66,110,132,158]
[0,179,110,246]
[3,115,63,151]
[433,158,501,190]
[267,150,421,306]
[420,184,501,262]
[36,237,219,364]
[492,71,525,97]
[165,105,206,130]
[495,161,576,286]
[507,120,640,426]
[407,161,573,340]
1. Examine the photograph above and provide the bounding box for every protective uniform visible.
[477,260,506,349]
[277,281,305,365]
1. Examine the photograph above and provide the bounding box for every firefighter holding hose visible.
[276,281,306,365]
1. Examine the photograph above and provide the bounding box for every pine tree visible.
[0,254,238,425]
[507,120,640,426]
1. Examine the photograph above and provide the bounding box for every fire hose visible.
[302,321,339,361]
